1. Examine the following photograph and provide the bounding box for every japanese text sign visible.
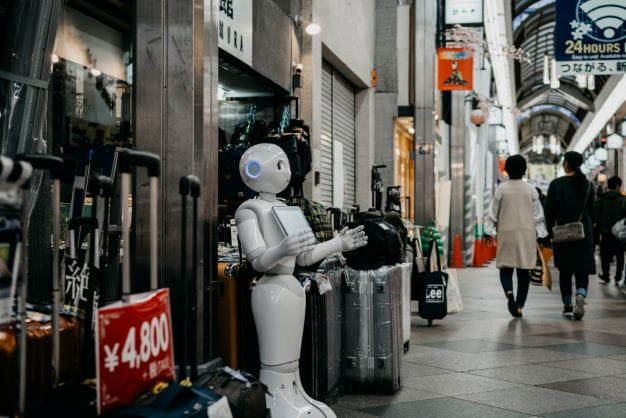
[555,0,626,75]
[96,288,175,414]
[437,48,474,91]
[445,0,483,25]
[219,0,253,65]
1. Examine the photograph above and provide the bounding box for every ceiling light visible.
[587,155,599,167]
[607,133,624,149]
[305,22,322,35]
[408,127,415,134]
[294,15,321,36]
[594,147,608,161]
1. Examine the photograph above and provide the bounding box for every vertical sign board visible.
[437,48,474,91]
[218,0,253,66]
[555,0,626,76]
[445,0,484,25]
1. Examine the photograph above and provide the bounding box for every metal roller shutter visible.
[319,61,357,209]
[332,71,356,208]
[320,62,334,206]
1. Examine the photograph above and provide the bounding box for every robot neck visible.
[259,192,277,202]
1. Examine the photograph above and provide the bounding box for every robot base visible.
[261,369,336,418]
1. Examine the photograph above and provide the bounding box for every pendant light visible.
[587,155,599,167]
[594,147,608,161]
[607,133,624,149]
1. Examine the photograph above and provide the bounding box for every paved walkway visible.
[335,264,626,417]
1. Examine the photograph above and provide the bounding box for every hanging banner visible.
[218,0,253,66]
[437,48,474,91]
[555,0,626,76]
[445,0,484,25]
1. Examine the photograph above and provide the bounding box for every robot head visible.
[239,143,291,194]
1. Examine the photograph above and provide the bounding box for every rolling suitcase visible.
[342,265,402,394]
[217,261,240,369]
[297,255,343,404]
[400,262,412,352]
[417,240,448,326]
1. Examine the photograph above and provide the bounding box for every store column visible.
[413,0,437,227]
[135,0,219,365]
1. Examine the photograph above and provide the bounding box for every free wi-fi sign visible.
[555,0,626,76]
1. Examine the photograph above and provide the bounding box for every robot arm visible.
[237,208,317,272]
[296,225,367,266]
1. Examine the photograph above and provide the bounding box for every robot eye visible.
[245,160,262,178]
[277,160,283,170]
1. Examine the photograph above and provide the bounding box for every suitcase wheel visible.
[404,341,409,353]
[428,319,433,327]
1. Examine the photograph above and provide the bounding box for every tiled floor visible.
[334,264,626,417]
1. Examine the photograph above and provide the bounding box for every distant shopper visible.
[486,155,548,318]
[545,151,595,320]
[593,176,626,286]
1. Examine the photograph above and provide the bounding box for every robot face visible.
[239,143,292,194]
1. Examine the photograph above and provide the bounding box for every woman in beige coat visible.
[485,155,548,318]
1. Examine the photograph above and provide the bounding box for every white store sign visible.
[445,0,483,25]
[218,0,252,66]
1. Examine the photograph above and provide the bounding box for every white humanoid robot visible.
[235,144,367,418]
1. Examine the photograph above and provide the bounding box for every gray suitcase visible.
[342,265,403,394]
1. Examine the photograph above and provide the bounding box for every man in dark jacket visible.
[593,176,626,285]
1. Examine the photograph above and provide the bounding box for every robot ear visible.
[245,160,262,179]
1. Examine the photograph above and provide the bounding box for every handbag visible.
[612,218,626,243]
[552,182,591,243]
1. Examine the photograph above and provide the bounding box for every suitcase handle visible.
[119,150,161,296]
[18,153,65,386]
[88,175,113,198]
[15,153,64,179]
[118,149,161,177]
[179,175,201,380]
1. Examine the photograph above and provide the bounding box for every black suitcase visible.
[417,240,448,326]
[297,256,343,404]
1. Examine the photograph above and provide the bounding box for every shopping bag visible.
[611,218,626,243]
[530,245,552,290]
[540,245,552,291]
[445,269,463,314]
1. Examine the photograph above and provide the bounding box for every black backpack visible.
[344,218,403,270]
[417,240,448,326]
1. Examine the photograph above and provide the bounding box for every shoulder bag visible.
[552,182,591,243]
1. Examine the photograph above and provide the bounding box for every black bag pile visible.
[344,216,403,271]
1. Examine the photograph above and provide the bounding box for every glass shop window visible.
[51,7,132,151]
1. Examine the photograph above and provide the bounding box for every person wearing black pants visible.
[559,271,589,307]
[593,176,626,285]
[486,156,547,318]
[500,268,531,312]
[545,152,596,320]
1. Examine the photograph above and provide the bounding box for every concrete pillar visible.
[374,0,399,200]
[413,0,437,227]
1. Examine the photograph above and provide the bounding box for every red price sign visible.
[96,288,176,414]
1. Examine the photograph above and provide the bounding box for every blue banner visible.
[554,0,626,75]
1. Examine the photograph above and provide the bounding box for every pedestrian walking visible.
[486,155,548,318]
[593,176,626,286]
[545,151,595,320]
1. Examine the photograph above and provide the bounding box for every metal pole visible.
[121,173,131,301]
[51,178,61,386]
[150,177,158,290]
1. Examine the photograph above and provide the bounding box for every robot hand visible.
[338,225,368,252]
[282,230,317,256]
